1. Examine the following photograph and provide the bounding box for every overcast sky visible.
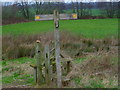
[0,0,119,2]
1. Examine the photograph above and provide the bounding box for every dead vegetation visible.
[2,31,118,88]
[65,51,118,88]
[2,31,118,60]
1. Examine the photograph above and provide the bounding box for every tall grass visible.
[2,31,118,60]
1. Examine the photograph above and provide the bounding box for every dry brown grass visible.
[2,31,118,88]
[2,31,118,60]
[65,51,118,88]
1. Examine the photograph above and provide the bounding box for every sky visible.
[0,0,119,2]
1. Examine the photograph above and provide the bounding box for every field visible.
[2,18,118,88]
[3,19,118,38]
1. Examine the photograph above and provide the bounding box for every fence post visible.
[67,61,70,73]
[36,40,44,85]
[54,10,62,88]
[44,44,51,84]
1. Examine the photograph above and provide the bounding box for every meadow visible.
[2,18,118,88]
[2,19,118,38]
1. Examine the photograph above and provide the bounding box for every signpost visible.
[35,13,77,21]
[33,10,73,88]
[54,10,62,88]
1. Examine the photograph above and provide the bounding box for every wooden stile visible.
[30,10,72,87]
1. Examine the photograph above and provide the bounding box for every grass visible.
[73,77,82,85]
[2,57,35,66]
[73,77,105,88]
[2,73,34,85]
[2,57,35,86]
[73,76,107,88]
[2,67,13,72]
[2,76,14,84]
[74,57,87,64]
[2,52,118,88]
[60,19,118,38]
[2,19,118,38]
[72,52,118,88]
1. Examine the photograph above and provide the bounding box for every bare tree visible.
[118,1,120,18]
[97,0,117,18]
[75,0,89,18]
[106,2,115,18]
[19,0,29,19]
[35,0,42,14]
[71,0,75,13]
[2,2,19,19]
[80,2,83,17]
[76,1,80,18]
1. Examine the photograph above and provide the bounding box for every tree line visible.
[2,1,120,21]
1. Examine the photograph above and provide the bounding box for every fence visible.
[30,10,73,88]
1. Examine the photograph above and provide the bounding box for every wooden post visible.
[50,65,53,81]
[67,61,70,73]
[44,44,50,84]
[54,10,62,88]
[36,40,44,85]
[34,67,37,83]
[30,64,37,83]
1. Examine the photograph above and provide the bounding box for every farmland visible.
[1,0,119,88]
[2,18,118,88]
[2,19,118,38]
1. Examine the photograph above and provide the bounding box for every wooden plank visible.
[54,10,62,88]
[46,45,51,83]
[44,44,51,84]
[61,58,73,62]
[50,65,53,81]
[67,61,71,73]
[44,45,48,83]
[50,48,55,53]
[36,40,44,85]
[34,67,37,83]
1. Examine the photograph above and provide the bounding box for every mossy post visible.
[50,65,53,81]
[30,64,37,83]
[44,44,51,84]
[54,10,62,88]
[36,40,44,85]
[34,67,37,83]
[67,61,70,73]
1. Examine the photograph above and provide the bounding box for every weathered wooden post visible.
[67,61,71,73]
[36,40,44,85]
[54,10,62,88]
[50,64,53,81]
[30,64,37,83]
[44,44,51,84]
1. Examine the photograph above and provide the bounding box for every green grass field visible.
[2,19,118,38]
